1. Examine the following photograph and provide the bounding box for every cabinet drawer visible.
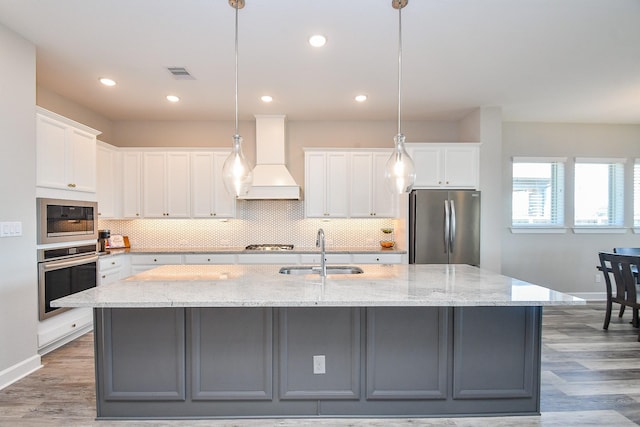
[99,255,125,271]
[99,268,121,286]
[237,254,300,264]
[184,254,237,264]
[130,254,183,265]
[352,254,402,264]
[300,253,352,264]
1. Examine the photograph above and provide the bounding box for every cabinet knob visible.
[67,183,76,188]
[153,258,157,262]
[71,323,76,328]
[207,258,211,262]
[111,261,115,265]
[136,213,140,216]
[101,275,106,279]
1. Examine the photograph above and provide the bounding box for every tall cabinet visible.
[190,151,235,218]
[36,107,101,195]
[349,150,396,218]
[142,152,190,218]
[304,151,349,218]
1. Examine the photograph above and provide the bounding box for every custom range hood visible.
[238,114,300,200]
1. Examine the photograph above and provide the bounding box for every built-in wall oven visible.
[37,198,98,245]
[38,244,98,320]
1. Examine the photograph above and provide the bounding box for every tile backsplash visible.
[99,200,399,249]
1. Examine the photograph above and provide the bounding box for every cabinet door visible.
[191,152,214,218]
[349,152,374,217]
[97,144,118,218]
[122,152,142,218]
[325,152,349,217]
[409,146,442,187]
[305,152,327,218]
[371,152,397,217]
[166,152,190,218]
[36,115,68,189]
[142,152,167,218]
[442,146,478,188]
[68,128,97,192]
[191,152,235,218]
[212,152,235,218]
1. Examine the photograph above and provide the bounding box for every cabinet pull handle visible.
[67,183,76,188]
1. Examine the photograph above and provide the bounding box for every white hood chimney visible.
[238,114,300,200]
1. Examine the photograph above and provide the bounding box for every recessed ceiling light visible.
[166,95,180,103]
[309,34,327,47]
[261,95,273,103]
[355,94,368,102]
[99,78,116,87]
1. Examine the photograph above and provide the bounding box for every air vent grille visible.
[167,67,195,80]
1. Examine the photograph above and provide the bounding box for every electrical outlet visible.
[313,355,325,375]
[595,273,602,283]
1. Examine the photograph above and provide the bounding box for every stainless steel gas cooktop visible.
[245,244,294,251]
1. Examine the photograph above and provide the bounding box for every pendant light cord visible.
[397,4,403,137]
[234,1,239,137]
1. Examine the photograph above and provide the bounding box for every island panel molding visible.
[191,308,273,400]
[366,307,448,400]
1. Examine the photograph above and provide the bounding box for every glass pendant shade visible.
[384,133,415,194]
[222,135,253,197]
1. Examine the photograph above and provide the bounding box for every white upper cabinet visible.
[36,107,100,193]
[142,152,190,218]
[350,151,397,218]
[407,143,480,189]
[190,151,235,218]
[121,151,142,219]
[305,151,349,218]
[96,142,120,219]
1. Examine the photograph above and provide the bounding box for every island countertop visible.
[53,263,584,308]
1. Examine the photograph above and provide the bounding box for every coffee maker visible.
[98,229,110,252]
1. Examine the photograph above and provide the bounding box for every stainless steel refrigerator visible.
[409,189,481,265]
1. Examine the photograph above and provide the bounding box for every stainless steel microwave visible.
[37,198,98,244]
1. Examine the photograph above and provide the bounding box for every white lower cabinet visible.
[237,254,300,264]
[184,254,237,264]
[299,253,352,264]
[352,253,403,264]
[37,308,93,355]
[98,255,129,285]
[130,254,184,274]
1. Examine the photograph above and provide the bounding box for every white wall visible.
[502,122,640,297]
[0,24,40,388]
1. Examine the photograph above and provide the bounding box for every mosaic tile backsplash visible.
[99,200,399,249]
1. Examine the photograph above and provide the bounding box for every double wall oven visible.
[37,198,99,320]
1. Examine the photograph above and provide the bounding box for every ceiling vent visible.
[167,67,195,80]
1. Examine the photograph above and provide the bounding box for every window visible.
[634,161,640,227]
[512,158,565,226]
[574,158,624,227]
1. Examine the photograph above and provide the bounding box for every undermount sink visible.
[278,266,364,275]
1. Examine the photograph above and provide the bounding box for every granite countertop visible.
[53,263,583,308]
[100,247,406,256]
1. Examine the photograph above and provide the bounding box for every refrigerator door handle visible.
[449,199,456,252]
[444,200,450,253]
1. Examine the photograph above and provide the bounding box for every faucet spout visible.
[316,228,326,277]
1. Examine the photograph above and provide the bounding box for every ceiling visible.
[0,0,639,123]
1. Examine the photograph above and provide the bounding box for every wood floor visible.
[2,303,640,426]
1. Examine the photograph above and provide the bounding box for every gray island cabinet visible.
[53,264,583,419]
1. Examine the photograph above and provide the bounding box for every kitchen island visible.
[53,263,583,420]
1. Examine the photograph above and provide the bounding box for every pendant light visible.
[222,0,253,197]
[384,0,416,194]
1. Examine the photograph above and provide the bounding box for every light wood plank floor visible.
[2,303,640,426]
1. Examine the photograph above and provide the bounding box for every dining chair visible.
[612,247,640,319]
[599,252,640,341]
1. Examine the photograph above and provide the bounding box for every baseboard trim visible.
[570,292,606,302]
[0,354,42,391]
